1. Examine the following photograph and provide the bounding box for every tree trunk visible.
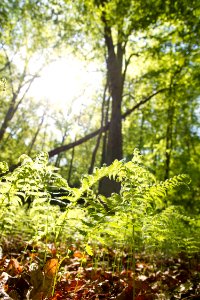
[68,141,76,185]
[28,112,46,156]
[104,26,123,165]
[98,96,110,193]
[99,20,124,196]
[164,70,178,180]
[0,76,37,142]
[55,129,68,167]
[88,82,108,174]
[0,95,17,142]
[164,102,174,180]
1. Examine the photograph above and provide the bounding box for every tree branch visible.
[48,124,110,158]
[48,88,167,158]
[122,88,167,119]
[4,87,167,174]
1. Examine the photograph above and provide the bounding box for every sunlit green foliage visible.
[0,1,199,262]
[0,151,199,260]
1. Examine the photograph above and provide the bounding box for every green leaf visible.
[85,244,93,256]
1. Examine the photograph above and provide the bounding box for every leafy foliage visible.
[0,151,199,299]
[0,151,198,257]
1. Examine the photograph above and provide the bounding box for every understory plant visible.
[0,150,199,274]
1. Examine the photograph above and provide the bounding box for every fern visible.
[0,150,199,262]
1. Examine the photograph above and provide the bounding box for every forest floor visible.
[0,237,199,300]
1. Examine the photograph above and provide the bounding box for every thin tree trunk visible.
[98,96,110,193]
[0,94,17,141]
[101,95,110,165]
[0,75,38,142]
[139,111,144,151]
[164,104,174,180]
[68,139,76,185]
[55,130,68,167]
[0,48,40,143]
[88,135,102,174]
[164,73,176,180]
[28,112,46,156]
[41,122,48,152]
[88,83,108,174]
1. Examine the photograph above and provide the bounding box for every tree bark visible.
[98,16,124,195]
[103,24,123,165]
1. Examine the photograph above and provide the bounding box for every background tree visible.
[0,0,66,155]
[41,0,199,194]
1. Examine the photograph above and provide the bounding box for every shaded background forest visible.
[0,0,199,212]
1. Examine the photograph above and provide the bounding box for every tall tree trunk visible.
[164,80,175,180]
[164,67,179,180]
[88,82,109,174]
[100,19,124,195]
[104,26,123,165]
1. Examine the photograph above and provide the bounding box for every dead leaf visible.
[73,250,85,259]
[43,258,59,279]
[28,259,59,300]
[5,259,22,276]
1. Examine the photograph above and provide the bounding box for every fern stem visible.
[132,220,136,300]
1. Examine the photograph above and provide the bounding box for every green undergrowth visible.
[0,150,199,266]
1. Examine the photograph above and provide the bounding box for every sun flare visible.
[28,56,103,113]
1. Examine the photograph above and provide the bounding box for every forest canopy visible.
[0,0,199,200]
[0,1,200,299]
